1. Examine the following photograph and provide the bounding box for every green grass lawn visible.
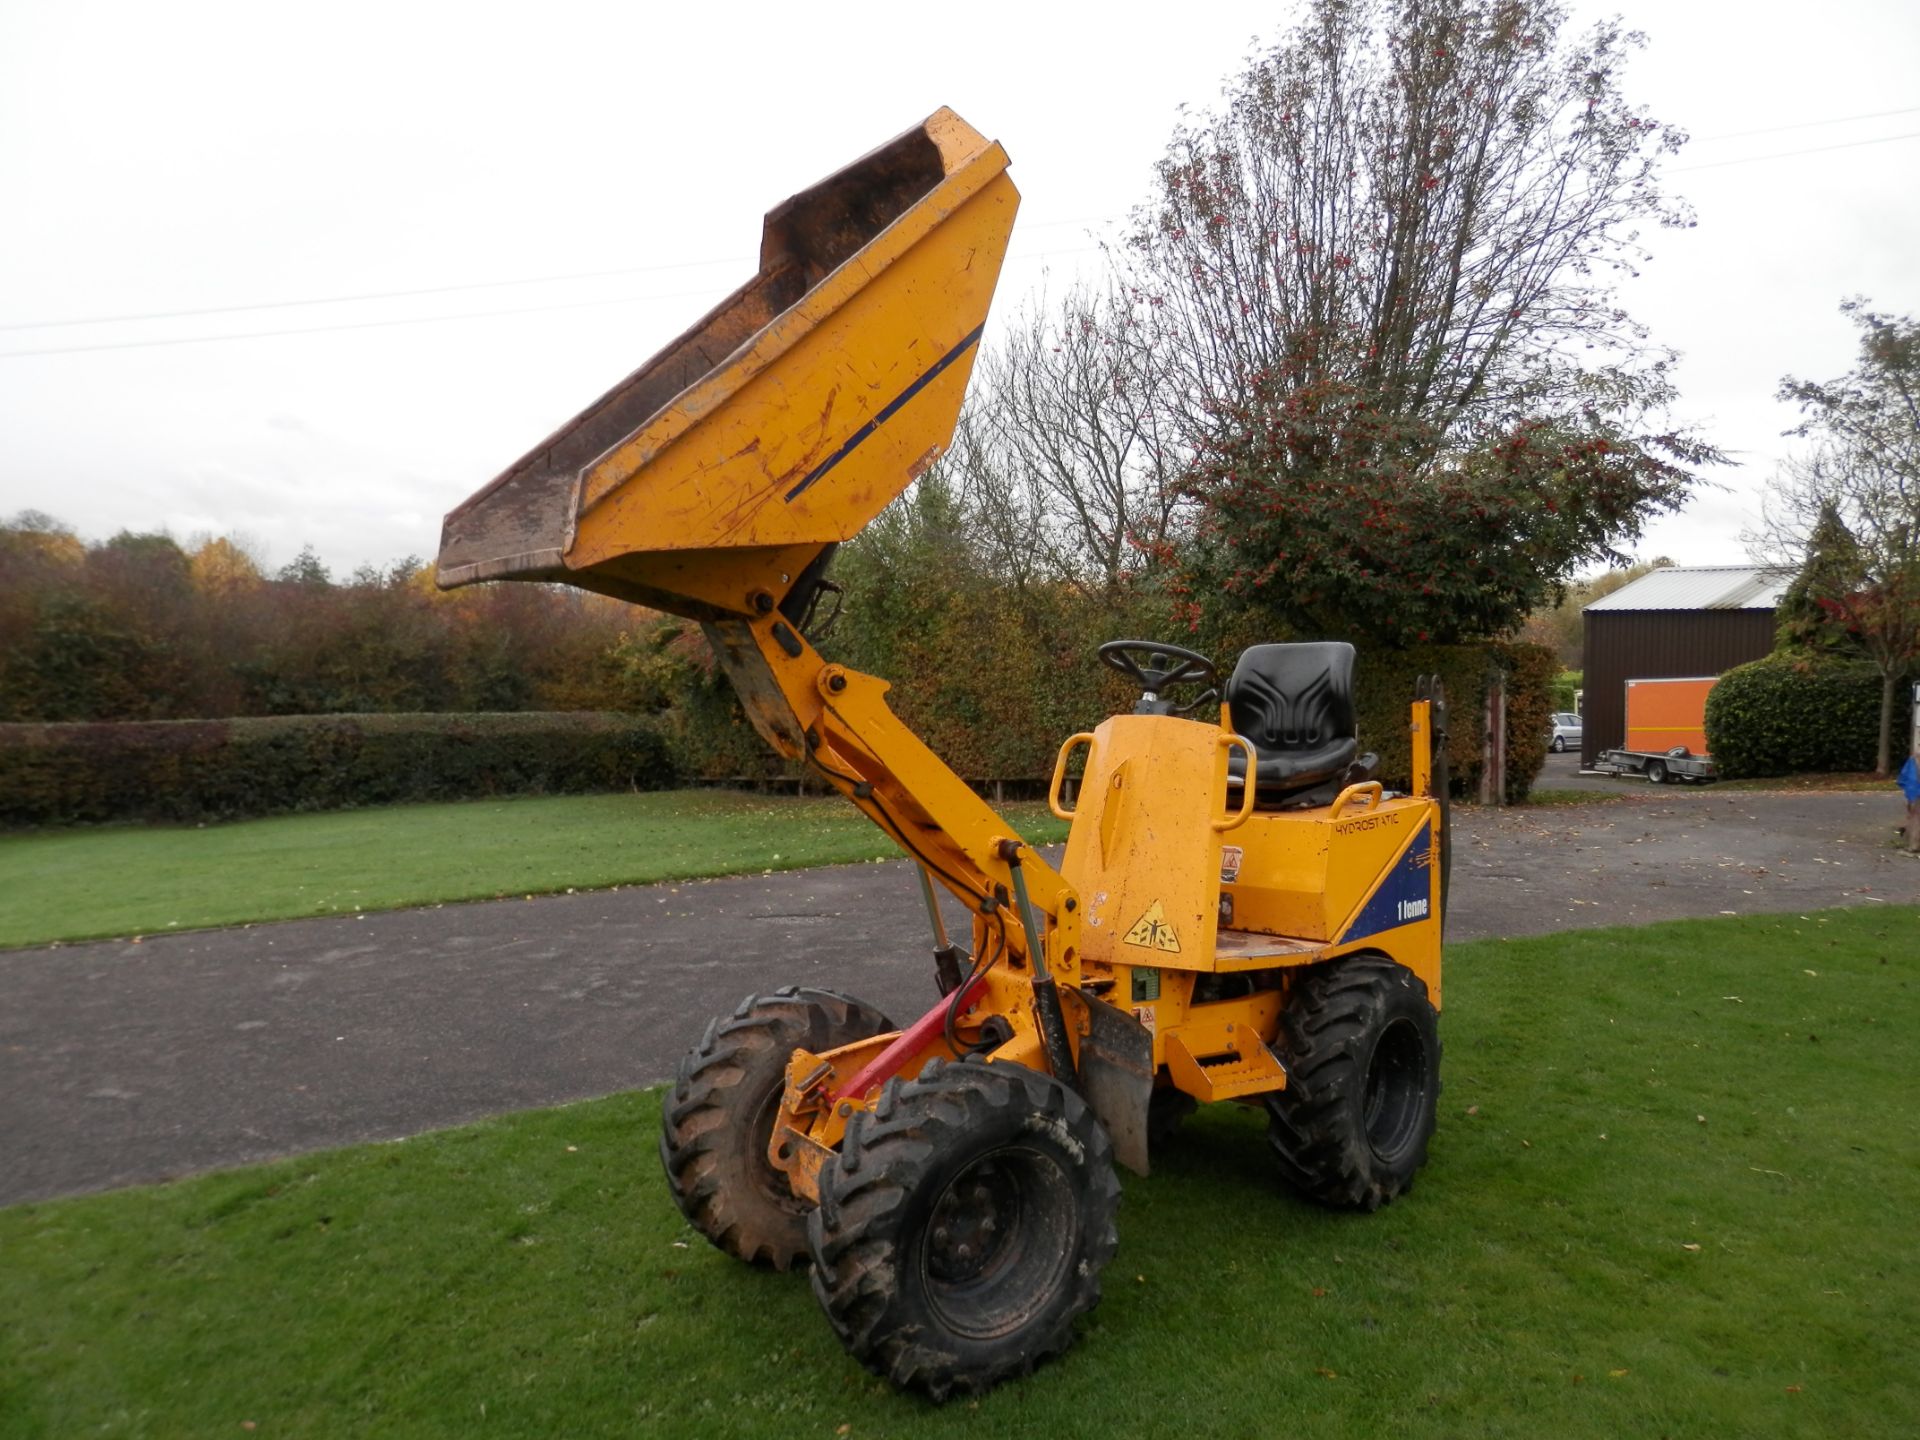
[3,907,1914,1438]
[1513,787,1627,806]
[0,791,1070,950]
[1717,772,1896,793]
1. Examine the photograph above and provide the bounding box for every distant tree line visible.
[0,515,638,722]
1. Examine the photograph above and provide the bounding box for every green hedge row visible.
[1351,640,1556,803]
[0,637,1556,828]
[0,712,678,827]
[1705,656,1913,778]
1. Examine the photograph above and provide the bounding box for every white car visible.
[1547,712,1583,752]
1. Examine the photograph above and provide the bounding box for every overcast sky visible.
[2,0,1916,580]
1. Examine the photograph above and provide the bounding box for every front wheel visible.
[1550,736,1566,753]
[808,1059,1120,1400]
[1646,759,1668,785]
[1266,955,1441,1211]
[660,987,893,1270]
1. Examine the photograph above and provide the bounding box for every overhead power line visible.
[1693,104,1920,144]
[1672,128,1920,172]
[0,256,746,335]
[5,114,1912,360]
[2,107,1912,339]
[0,243,1105,360]
[0,289,717,359]
[0,216,1110,335]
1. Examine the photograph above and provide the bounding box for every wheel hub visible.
[927,1159,1017,1284]
[1363,1016,1427,1163]
[919,1147,1077,1341]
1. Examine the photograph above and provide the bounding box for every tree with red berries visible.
[1128,0,1715,643]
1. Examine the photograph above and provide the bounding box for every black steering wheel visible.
[1097,639,1219,713]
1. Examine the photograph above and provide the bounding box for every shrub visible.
[1551,669,1582,712]
[1705,655,1915,778]
[0,712,678,828]
[1351,640,1556,803]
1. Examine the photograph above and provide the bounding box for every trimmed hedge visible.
[0,639,1557,828]
[670,630,1555,803]
[1705,656,1914,778]
[1352,640,1556,803]
[0,712,678,827]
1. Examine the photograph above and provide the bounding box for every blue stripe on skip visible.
[783,324,986,503]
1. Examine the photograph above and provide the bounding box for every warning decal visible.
[1122,901,1182,954]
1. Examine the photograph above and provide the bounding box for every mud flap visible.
[1076,990,1154,1177]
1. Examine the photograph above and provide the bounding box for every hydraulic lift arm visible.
[435,108,1078,989]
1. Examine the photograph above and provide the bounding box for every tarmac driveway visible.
[3,781,1913,1207]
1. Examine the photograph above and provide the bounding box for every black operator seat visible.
[1224,641,1380,809]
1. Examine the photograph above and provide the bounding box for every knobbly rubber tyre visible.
[807,1058,1121,1401]
[1265,955,1440,1211]
[660,986,893,1270]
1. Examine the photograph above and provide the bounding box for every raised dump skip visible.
[435,108,1019,618]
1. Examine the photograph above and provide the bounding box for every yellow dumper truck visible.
[437,109,1448,1400]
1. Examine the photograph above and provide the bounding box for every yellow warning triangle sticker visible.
[1122,900,1182,954]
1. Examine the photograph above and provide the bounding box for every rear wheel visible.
[808,1058,1120,1400]
[660,986,893,1270]
[1551,736,1566,753]
[1646,759,1668,784]
[1266,955,1440,1211]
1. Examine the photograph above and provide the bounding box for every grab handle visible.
[1328,781,1384,819]
[1048,733,1096,820]
[1215,734,1258,833]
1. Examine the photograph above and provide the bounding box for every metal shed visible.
[1580,565,1794,767]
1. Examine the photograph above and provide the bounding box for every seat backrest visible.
[1225,642,1357,757]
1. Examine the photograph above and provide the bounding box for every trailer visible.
[1594,746,1716,784]
[1592,676,1719,784]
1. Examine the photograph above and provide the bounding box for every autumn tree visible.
[1129,0,1713,643]
[1516,555,1671,665]
[958,282,1187,599]
[1757,302,1920,775]
[188,535,265,593]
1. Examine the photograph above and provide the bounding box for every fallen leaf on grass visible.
[1465,1105,1479,1116]
[1786,1385,1804,1394]
[1681,1243,1701,1252]
[1608,1368,1629,1379]
[1312,1287,1328,1298]
[1315,1367,1338,1379]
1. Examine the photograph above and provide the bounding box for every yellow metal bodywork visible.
[437,109,1017,619]
[434,108,1445,1205]
[1050,704,1444,1094]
